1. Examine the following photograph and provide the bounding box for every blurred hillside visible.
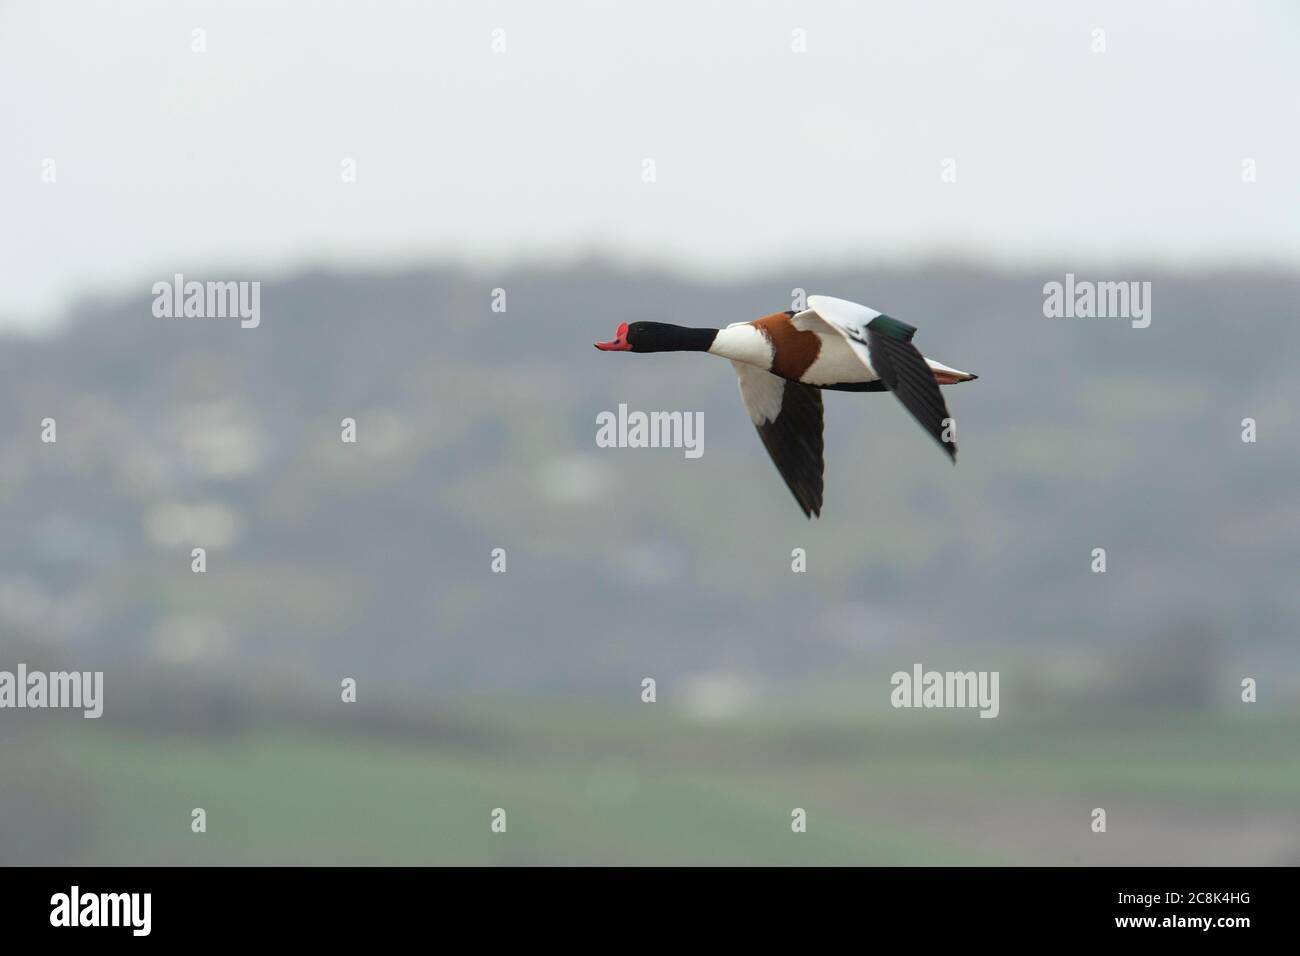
[2,262,1297,696]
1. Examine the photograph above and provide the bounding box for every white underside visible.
[798,330,879,385]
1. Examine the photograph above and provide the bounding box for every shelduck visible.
[594,295,978,518]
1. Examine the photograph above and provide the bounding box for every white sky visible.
[2,0,1298,328]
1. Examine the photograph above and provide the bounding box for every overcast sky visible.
[2,0,1298,328]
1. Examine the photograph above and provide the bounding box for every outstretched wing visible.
[732,362,825,518]
[864,316,957,461]
[805,295,957,462]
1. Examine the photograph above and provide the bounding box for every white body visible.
[708,295,970,386]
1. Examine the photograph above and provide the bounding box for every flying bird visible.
[594,295,977,517]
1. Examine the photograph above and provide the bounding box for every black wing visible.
[733,363,825,518]
[865,314,957,462]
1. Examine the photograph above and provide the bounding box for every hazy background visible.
[1,1,1298,865]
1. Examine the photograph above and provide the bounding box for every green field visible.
[8,703,1297,866]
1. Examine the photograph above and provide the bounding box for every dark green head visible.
[594,322,718,353]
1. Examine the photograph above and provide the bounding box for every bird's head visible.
[594,322,715,353]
